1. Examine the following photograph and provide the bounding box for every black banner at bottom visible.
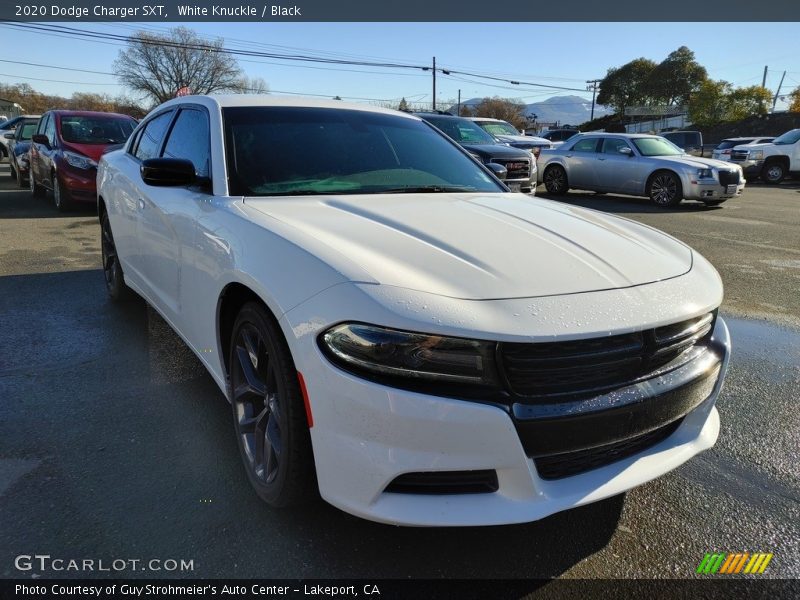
[2,579,799,600]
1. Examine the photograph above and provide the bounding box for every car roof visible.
[154,94,421,121]
[722,137,759,141]
[567,132,659,139]
[466,117,505,123]
[50,110,135,119]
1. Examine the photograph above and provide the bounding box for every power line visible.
[0,71,117,86]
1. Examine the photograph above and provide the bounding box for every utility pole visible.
[457,89,461,116]
[586,79,601,121]
[762,66,769,88]
[432,57,437,111]
[773,71,787,112]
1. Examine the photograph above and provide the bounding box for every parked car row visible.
[6,109,138,210]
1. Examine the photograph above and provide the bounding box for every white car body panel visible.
[97,95,730,526]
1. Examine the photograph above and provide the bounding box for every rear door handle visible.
[138,198,145,210]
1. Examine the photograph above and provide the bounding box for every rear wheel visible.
[761,161,785,185]
[230,303,315,508]
[648,171,683,208]
[16,166,26,188]
[543,165,569,195]
[100,211,133,301]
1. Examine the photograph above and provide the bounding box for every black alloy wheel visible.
[648,171,682,207]
[230,303,315,507]
[543,165,569,195]
[100,211,132,301]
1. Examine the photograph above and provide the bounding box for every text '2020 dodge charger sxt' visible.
[97,95,730,526]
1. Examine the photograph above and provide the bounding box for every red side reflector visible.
[297,372,314,428]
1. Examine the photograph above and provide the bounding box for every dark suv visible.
[414,112,536,194]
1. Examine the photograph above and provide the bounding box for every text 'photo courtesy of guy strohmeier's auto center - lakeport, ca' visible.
[0,1,799,599]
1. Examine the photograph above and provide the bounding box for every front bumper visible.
[296,313,729,526]
[58,165,98,204]
[683,177,745,201]
[731,159,763,177]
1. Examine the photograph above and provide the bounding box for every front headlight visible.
[63,151,97,170]
[749,150,763,161]
[697,168,714,179]
[319,323,501,390]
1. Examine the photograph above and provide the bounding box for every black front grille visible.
[500,313,715,399]
[492,159,530,179]
[534,418,684,480]
[718,170,740,186]
[385,470,499,495]
[730,150,749,161]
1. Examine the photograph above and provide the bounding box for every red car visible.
[29,110,137,211]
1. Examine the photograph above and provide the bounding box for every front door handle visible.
[138,198,145,210]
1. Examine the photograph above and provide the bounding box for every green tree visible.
[472,96,528,129]
[648,46,708,106]
[688,80,733,127]
[398,97,409,111]
[114,27,244,104]
[597,58,658,116]
[727,85,772,120]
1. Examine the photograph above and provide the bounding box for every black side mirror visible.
[141,158,196,187]
[32,134,50,147]
[3,132,14,140]
[486,162,508,181]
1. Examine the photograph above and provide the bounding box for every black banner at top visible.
[3,0,800,22]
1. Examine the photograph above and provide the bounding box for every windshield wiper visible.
[376,185,477,194]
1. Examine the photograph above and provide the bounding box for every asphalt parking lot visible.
[0,166,798,581]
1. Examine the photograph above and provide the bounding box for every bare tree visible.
[233,77,269,94]
[114,27,244,104]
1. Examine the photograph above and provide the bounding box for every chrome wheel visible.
[544,165,568,195]
[53,177,65,211]
[649,172,681,207]
[761,163,785,184]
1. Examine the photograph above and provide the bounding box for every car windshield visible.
[422,116,498,145]
[18,122,37,140]
[59,116,135,145]
[633,137,685,156]
[476,121,519,136]
[718,139,754,150]
[223,107,504,197]
[773,129,800,145]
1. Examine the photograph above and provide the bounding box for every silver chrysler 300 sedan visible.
[537,133,745,207]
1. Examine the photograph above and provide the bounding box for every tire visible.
[647,171,683,208]
[53,175,70,212]
[30,168,45,197]
[543,165,569,195]
[760,161,785,185]
[8,162,15,179]
[16,166,26,189]
[100,211,133,301]
[229,302,315,508]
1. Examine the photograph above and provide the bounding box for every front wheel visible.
[761,161,785,185]
[53,176,70,212]
[230,303,316,508]
[30,168,45,197]
[648,171,683,208]
[543,165,569,195]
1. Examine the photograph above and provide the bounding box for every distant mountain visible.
[449,95,612,127]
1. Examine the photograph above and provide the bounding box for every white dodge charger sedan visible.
[97,95,730,526]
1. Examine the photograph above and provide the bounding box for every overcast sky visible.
[1,22,798,110]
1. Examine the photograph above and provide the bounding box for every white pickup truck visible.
[730,128,800,184]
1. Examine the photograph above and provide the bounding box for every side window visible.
[37,114,49,136]
[44,115,56,145]
[572,138,599,153]
[161,108,211,178]
[134,111,174,161]
[601,138,631,154]
[127,128,143,156]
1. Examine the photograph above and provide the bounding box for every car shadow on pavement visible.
[1,268,623,582]
[536,190,726,215]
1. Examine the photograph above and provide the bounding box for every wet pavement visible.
[0,167,798,580]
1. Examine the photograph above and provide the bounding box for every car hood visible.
[62,141,119,163]
[654,155,739,170]
[736,142,773,151]
[460,143,532,160]
[496,134,551,146]
[244,193,692,300]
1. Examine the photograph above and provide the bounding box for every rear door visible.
[563,137,601,189]
[29,113,50,187]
